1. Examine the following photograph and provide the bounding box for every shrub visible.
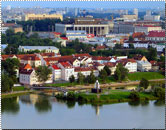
[139,78,149,89]
[128,91,140,101]
[153,87,165,100]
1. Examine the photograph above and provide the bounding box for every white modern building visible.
[19,46,59,54]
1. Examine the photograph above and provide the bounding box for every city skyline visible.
[2,1,165,9]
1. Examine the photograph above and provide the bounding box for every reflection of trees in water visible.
[2,97,20,114]
[128,100,150,106]
[35,96,52,113]
[66,100,76,109]
[154,100,165,106]
[19,95,32,104]
[140,100,149,106]
[128,100,141,106]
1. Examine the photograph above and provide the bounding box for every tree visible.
[88,71,96,84]
[77,73,85,84]
[69,75,75,83]
[147,47,157,61]
[35,66,52,83]
[2,58,20,82]
[153,87,165,100]
[129,36,134,42]
[139,78,149,89]
[1,74,14,92]
[114,63,128,81]
[128,91,140,101]
[99,69,107,82]
[104,66,111,76]
[129,43,134,49]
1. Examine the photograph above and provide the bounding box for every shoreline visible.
[1,90,34,99]
[65,79,165,91]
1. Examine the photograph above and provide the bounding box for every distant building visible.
[1,23,23,34]
[135,25,162,34]
[66,30,87,40]
[24,13,63,21]
[19,46,59,54]
[144,10,160,21]
[55,17,110,36]
[145,30,165,41]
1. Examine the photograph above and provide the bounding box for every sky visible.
[1,1,165,9]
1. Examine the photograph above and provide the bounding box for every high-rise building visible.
[74,8,78,17]
[134,8,138,16]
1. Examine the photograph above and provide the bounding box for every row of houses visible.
[2,53,160,85]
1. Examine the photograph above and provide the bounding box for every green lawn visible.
[75,90,157,103]
[128,72,164,81]
[45,82,78,87]
[12,86,25,91]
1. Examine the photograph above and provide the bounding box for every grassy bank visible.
[56,90,159,104]
[1,91,33,99]
[128,72,164,81]
[45,82,78,87]
[12,86,25,91]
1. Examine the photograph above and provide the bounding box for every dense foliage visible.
[36,66,52,83]
[139,78,149,89]
[114,63,129,81]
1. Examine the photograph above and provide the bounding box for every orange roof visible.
[24,64,32,70]
[74,66,97,72]
[40,52,55,57]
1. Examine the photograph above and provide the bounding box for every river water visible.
[1,94,165,129]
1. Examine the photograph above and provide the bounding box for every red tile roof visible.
[92,56,111,61]
[1,54,16,60]
[40,52,55,57]
[52,64,60,70]
[96,45,106,50]
[60,62,72,68]
[117,59,136,66]
[147,31,165,37]
[60,37,68,40]
[103,62,117,67]
[150,60,158,66]
[52,32,61,35]
[20,69,33,75]
[21,55,40,61]
[74,67,97,72]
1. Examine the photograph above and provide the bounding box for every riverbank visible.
[65,79,165,91]
[1,90,34,99]
[56,89,160,105]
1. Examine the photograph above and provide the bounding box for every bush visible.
[139,78,149,89]
[66,92,76,100]
[153,87,165,100]
[128,91,140,101]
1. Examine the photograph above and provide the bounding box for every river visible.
[1,94,165,129]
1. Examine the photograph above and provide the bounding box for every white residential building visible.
[57,62,74,81]
[49,65,61,81]
[135,25,162,34]
[137,60,152,72]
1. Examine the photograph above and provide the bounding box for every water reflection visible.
[154,100,165,106]
[34,96,52,113]
[66,100,76,109]
[92,104,102,116]
[1,97,20,114]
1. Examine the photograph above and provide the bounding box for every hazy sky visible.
[2,1,165,9]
